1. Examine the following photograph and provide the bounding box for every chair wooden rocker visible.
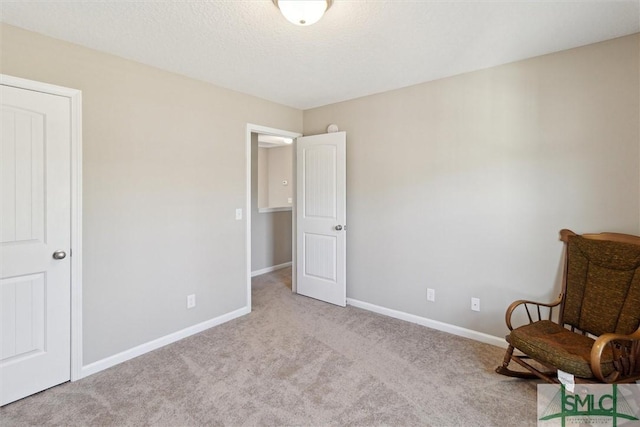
[496,229,640,384]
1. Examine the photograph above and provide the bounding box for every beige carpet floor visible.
[1,267,539,426]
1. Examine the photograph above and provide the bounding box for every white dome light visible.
[273,0,332,26]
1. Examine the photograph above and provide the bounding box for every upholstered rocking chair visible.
[496,229,640,384]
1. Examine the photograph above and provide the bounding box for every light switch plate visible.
[235,208,242,220]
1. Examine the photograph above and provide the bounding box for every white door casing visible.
[0,79,81,406]
[296,131,346,307]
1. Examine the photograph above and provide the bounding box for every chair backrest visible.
[560,230,640,336]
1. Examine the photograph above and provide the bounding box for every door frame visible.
[245,124,301,310]
[1,74,83,381]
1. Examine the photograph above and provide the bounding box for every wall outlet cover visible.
[187,294,196,309]
[427,288,435,302]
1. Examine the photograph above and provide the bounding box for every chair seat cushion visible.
[509,320,614,379]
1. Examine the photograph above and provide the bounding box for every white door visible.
[296,132,346,306]
[1,85,71,406]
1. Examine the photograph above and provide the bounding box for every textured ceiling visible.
[1,1,638,110]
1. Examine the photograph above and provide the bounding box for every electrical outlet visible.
[427,288,435,302]
[471,297,480,312]
[187,294,196,309]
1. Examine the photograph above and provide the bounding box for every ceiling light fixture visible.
[272,0,333,26]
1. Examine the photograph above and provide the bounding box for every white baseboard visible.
[346,298,507,349]
[79,298,504,380]
[80,306,250,379]
[251,261,292,277]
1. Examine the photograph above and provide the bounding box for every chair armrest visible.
[505,294,563,331]
[591,328,640,382]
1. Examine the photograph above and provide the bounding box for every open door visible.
[1,84,72,405]
[296,132,346,306]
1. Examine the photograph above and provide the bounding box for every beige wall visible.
[304,34,640,337]
[256,144,293,209]
[0,24,302,364]
[257,147,269,208]
[251,137,293,272]
[1,21,638,358]
[267,145,293,208]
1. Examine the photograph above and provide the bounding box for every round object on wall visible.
[327,124,339,133]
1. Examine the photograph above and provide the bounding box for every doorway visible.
[245,124,300,309]
[245,125,347,310]
[251,133,293,278]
